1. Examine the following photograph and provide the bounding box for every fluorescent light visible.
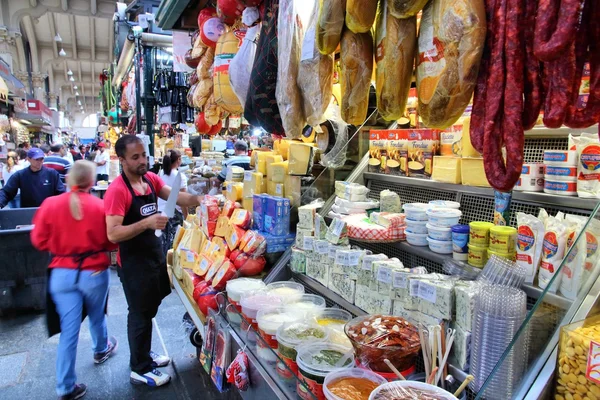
[252,128,263,137]
[19,119,32,125]
[77,100,81,105]
[59,48,66,57]
[69,76,74,82]
[73,85,77,89]
[75,91,79,96]
[54,33,62,42]
[67,69,73,76]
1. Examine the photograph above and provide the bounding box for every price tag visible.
[362,257,374,271]
[377,266,392,284]
[276,184,283,195]
[418,281,437,303]
[329,245,338,259]
[335,251,351,266]
[410,280,420,297]
[345,186,352,198]
[315,216,321,236]
[302,236,314,251]
[301,26,316,61]
[332,218,345,236]
[347,251,361,266]
[314,240,329,254]
[208,159,216,166]
[393,272,408,289]
[185,250,195,263]
[200,258,209,272]
[244,171,253,181]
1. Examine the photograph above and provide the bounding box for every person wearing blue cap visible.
[0,147,65,208]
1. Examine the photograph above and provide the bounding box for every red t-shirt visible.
[104,172,165,265]
[31,193,117,271]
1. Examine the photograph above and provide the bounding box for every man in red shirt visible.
[104,135,202,387]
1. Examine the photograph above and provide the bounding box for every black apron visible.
[117,173,171,312]
[46,250,108,337]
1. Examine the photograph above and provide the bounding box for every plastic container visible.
[405,219,428,234]
[276,322,329,382]
[427,237,453,254]
[405,230,428,246]
[296,343,355,400]
[545,165,577,180]
[323,368,387,400]
[256,307,304,363]
[469,221,494,246]
[487,248,517,262]
[468,243,488,268]
[315,308,354,349]
[226,278,267,323]
[426,223,452,241]
[543,149,578,166]
[451,224,470,254]
[266,281,305,303]
[369,381,458,400]
[442,259,481,280]
[428,200,461,209]
[544,179,577,196]
[426,208,462,227]
[240,292,283,331]
[489,226,517,252]
[402,203,430,221]
[286,294,326,317]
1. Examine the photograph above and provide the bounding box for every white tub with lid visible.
[406,230,428,246]
[240,292,283,328]
[406,218,428,234]
[427,237,453,254]
[369,381,458,400]
[256,307,303,363]
[286,294,326,317]
[402,203,430,221]
[428,200,461,210]
[426,208,463,227]
[323,368,387,400]
[426,223,452,241]
[267,281,305,303]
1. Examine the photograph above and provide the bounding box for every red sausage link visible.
[543,41,577,128]
[534,0,583,62]
[522,0,543,130]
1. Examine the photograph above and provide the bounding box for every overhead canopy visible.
[0,77,8,104]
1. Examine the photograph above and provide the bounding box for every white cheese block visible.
[306,254,329,287]
[297,205,318,230]
[376,263,406,298]
[392,271,420,311]
[290,247,306,274]
[296,228,314,249]
[455,282,480,332]
[371,260,401,292]
[379,189,402,213]
[414,279,455,320]
[332,249,364,280]
[355,284,370,313]
[450,324,472,372]
[326,218,349,245]
[328,273,356,304]
[314,214,328,240]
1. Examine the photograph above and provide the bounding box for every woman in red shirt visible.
[31,160,118,400]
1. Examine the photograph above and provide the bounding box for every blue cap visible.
[27,148,45,159]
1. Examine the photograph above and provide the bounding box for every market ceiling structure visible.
[0,0,127,116]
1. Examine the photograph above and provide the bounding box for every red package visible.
[242,232,266,256]
[195,286,218,315]
[201,199,220,222]
[230,209,252,229]
[229,249,243,262]
[232,252,249,269]
[226,350,250,391]
[238,256,266,277]
[221,200,239,218]
[212,260,238,290]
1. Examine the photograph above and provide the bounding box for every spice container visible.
[468,243,488,268]
[296,343,354,400]
[276,322,329,381]
[554,315,600,400]
[452,225,470,261]
[323,368,387,400]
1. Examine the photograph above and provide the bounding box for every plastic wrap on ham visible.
[229,8,261,109]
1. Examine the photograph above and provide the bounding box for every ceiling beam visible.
[90,17,95,60]
[78,61,87,109]
[108,19,114,62]
[47,12,58,58]
[91,0,97,16]
[61,0,68,12]
[22,15,39,72]
[91,62,95,112]
[68,14,77,59]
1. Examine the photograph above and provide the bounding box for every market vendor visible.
[0,148,65,209]
[217,140,251,182]
[103,135,203,388]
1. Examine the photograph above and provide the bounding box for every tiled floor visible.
[0,269,241,400]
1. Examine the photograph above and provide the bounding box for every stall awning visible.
[0,77,8,103]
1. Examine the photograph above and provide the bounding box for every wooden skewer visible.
[431,327,438,374]
[427,367,439,385]
[454,375,474,397]
[384,359,406,381]
[419,327,430,378]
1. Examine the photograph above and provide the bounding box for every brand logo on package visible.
[543,232,559,258]
[586,340,600,385]
[517,226,535,252]
[140,203,157,217]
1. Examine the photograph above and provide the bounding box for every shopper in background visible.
[41,143,51,156]
[217,140,251,182]
[68,144,78,159]
[44,144,72,184]
[86,145,96,162]
[74,145,89,161]
[94,143,110,183]
[31,160,118,400]
[0,148,65,209]
[16,149,29,168]
[158,149,188,255]
[1,151,25,208]
[104,135,203,387]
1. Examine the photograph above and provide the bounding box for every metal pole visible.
[135,38,142,134]
[144,46,154,156]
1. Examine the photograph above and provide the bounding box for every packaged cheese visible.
[284,175,302,207]
[368,130,390,173]
[538,215,569,293]
[559,215,588,300]
[221,200,238,218]
[264,196,291,236]
[461,158,491,187]
[215,216,230,237]
[334,181,369,201]
[243,171,264,198]
[225,182,243,202]
[440,125,463,156]
[265,154,284,177]
[326,218,349,245]
[226,224,246,251]
[432,156,462,184]
[290,247,307,273]
[516,212,546,284]
[288,142,315,175]
[406,129,440,178]
[576,135,600,198]
[298,203,322,230]
[267,181,285,197]
[270,161,289,183]
[379,189,401,213]
[212,260,237,291]
[314,214,328,240]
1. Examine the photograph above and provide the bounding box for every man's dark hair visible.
[79,145,85,151]
[16,149,27,160]
[50,144,63,153]
[115,135,142,158]
[234,140,248,152]
[40,144,51,155]
[17,143,25,149]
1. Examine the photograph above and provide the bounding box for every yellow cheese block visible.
[242,197,253,213]
[179,249,198,270]
[243,171,264,197]
[285,175,302,207]
[461,157,491,187]
[225,181,243,202]
[432,156,462,184]
[274,139,295,160]
[258,160,267,176]
[172,226,186,251]
[268,181,285,197]
[461,117,481,157]
[189,228,204,253]
[271,161,289,183]
[200,238,213,256]
[212,236,229,257]
[288,142,315,175]
[265,154,284,177]
[214,216,230,237]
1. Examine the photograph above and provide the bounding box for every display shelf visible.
[363,172,599,211]
[173,278,205,339]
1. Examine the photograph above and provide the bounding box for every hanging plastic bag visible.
[320,105,349,169]
[229,7,261,109]
[226,350,250,391]
[298,0,334,127]
[214,27,246,114]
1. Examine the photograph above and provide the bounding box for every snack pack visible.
[559,215,588,300]
[538,215,569,293]
[576,134,600,198]
[516,212,545,284]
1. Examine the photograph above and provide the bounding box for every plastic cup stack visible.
[476,254,527,288]
[469,284,529,398]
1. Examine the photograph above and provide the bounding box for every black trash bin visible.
[0,208,50,314]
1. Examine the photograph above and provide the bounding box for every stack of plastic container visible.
[467,221,495,268]
[425,201,462,254]
[469,284,529,398]
[476,254,527,288]
[543,150,578,196]
[488,226,518,261]
[404,203,430,246]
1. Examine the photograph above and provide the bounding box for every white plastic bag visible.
[559,215,588,299]
[538,215,569,293]
[229,8,261,109]
[516,212,545,284]
[320,105,350,169]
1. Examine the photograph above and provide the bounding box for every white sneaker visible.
[130,369,171,387]
[150,350,171,368]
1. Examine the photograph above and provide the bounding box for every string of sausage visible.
[533,0,583,62]
[521,0,543,131]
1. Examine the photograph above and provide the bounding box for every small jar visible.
[452,225,470,261]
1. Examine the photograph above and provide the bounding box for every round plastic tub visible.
[428,200,461,209]
[469,221,495,246]
[402,203,430,221]
[426,208,462,227]
[451,224,470,255]
[487,248,517,262]
[406,230,428,246]
[315,308,354,349]
[266,281,305,303]
[276,322,329,382]
[468,243,488,268]
[226,278,267,323]
[286,294,326,317]
[405,219,428,234]
[296,343,355,400]
[240,292,283,332]
[426,223,452,241]
[256,307,303,363]
[369,381,458,400]
[323,368,387,400]
[489,226,517,252]
[544,179,577,196]
[427,237,453,254]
